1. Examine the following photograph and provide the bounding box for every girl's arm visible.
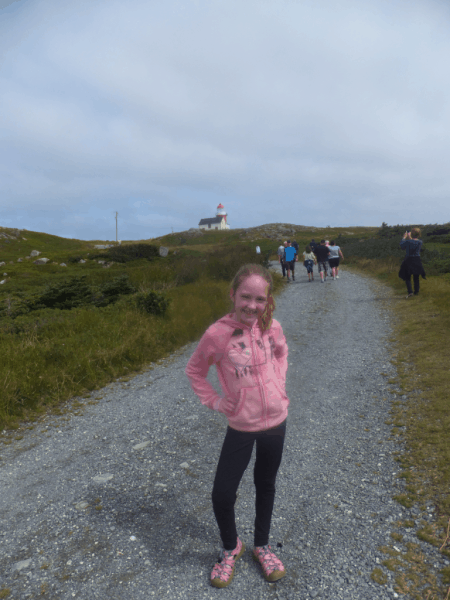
[185,329,235,415]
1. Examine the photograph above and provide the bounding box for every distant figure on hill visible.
[399,228,426,298]
[277,241,287,277]
[302,245,316,282]
[284,240,297,283]
[328,240,344,279]
[313,240,330,283]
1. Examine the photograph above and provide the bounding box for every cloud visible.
[1,0,450,239]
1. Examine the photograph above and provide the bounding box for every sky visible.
[1,0,450,241]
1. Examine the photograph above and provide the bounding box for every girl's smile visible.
[231,274,269,327]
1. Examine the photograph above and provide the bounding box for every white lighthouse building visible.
[198,203,231,231]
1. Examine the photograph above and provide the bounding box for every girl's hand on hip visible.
[218,396,236,417]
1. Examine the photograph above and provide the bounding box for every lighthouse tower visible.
[216,203,230,229]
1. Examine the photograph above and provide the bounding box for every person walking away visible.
[277,241,287,277]
[399,228,426,298]
[291,240,299,257]
[185,264,288,588]
[314,240,330,283]
[310,239,317,253]
[284,240,297,282]
[328,240,344,279]
[302,245,316,281]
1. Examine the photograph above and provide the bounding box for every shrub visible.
[67,255,83,263]
[135,291,170,316]
[94,244,160,263]
[94,274,136,307]
[0,296,33,319]
[30,276,93,311]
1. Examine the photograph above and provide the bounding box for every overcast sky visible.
[1,0,449,241]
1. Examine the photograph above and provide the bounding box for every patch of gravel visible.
[1,264,448,599]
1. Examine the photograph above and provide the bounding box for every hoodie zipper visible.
[250,326,268,429]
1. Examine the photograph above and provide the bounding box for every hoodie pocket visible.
[264,379,286,419]
[233,386,263,428]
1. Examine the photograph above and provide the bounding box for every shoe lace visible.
[211,548,237,581]
[256,545,282,572]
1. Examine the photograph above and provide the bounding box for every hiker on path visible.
[302,245,316,282]
[399,228,426,298]
[284,240,297,282]
[313,240,331,283]
[328,240,344,279]
[185,264,288,588]
[277,241,287,277]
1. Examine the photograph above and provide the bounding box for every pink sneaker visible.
[252,544,286,582]
[210,537,245,588]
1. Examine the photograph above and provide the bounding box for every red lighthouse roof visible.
[217,203,224,209]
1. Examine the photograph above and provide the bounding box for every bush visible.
[344,237,404,260]
[94,244,160,263]
[94,274,136,307]
[30,275,93,311]
[67,255,83,263]
[0,296,33,319]
[135,291,170,316]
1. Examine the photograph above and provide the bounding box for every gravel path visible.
[0,265,446,599]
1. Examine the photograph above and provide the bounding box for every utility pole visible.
[115,212,118,243]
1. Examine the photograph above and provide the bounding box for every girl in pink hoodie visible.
[185,264,289,588]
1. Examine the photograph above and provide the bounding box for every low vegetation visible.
[1,220,450,598]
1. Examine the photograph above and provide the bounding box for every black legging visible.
[212,420,286,550]
[406,274,420,295]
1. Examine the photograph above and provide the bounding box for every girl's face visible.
[231,274,270,327]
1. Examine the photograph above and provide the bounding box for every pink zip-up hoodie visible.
[185,313,289,432]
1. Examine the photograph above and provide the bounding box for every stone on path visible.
[132,441,150,450]
[92,474,114,483]
[13,559,32,571]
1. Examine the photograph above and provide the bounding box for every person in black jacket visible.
[313,240,330,283]
[398,228,426,298]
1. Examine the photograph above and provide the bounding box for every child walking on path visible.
[185,264,289,588]
[302,245,316,281]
